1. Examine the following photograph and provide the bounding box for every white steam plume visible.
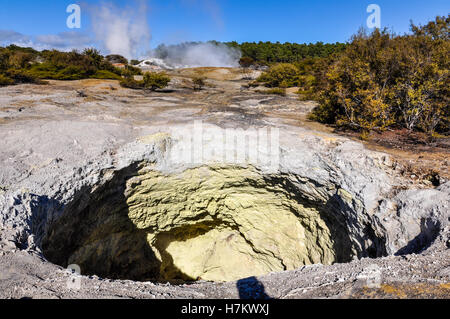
[87,1,241,67]
[151,42,242,68]
[89,1,151,59]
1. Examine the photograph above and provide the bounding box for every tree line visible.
[226,41,347,65]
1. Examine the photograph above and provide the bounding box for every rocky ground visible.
[0,68,449,299]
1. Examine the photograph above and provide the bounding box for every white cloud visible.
[0,29,93,52]
[35,31,94,50]
[0,30,32,46]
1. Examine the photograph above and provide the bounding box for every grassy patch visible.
[91,70,122,80]
[257,88,286,96]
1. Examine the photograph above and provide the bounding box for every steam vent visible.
[0,80,448,299]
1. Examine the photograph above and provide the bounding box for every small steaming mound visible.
[138,58,174,70]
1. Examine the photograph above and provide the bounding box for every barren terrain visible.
[0,68,448,299]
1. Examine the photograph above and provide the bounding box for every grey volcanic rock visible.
[0,77,448,299]
[375,184,450,256]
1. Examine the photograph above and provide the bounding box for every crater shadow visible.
[38,163,388,283]
[261,175,359,263]
[395,218,441,256]
[40,162,192,282]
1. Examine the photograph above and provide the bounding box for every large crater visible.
[41,163,385,283]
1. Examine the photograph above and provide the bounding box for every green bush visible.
[0,46,130,84]
[8,51,33,69]
[310,15,450,135]
[294,57,334,100]
[26,62,90,80]
[27,63,59,79]
[120,65,142,79]
[143,72,171,91]
[239,57,255,68]
[83,48,103,69]
[0,74,14,86]
[0,51,9,72]
[106,54,128,65]
[98,60,122,74]
[192,76,206,90]
[124,65,142,76]
[119,72,172,91]
[259,88,286,96]
[257,63,300,88]
[56,65,89,80]
[91,70,122,80]
[119,77,144,89]
[6,69,39,84]
[307,100,339,124]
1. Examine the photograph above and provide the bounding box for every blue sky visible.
[0,0,448,52]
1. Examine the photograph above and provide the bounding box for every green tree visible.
[239,57,254,68]
[411,15,450,40]
[310,17,449,136]
[106,54,128,65]
[83,48,103,69]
